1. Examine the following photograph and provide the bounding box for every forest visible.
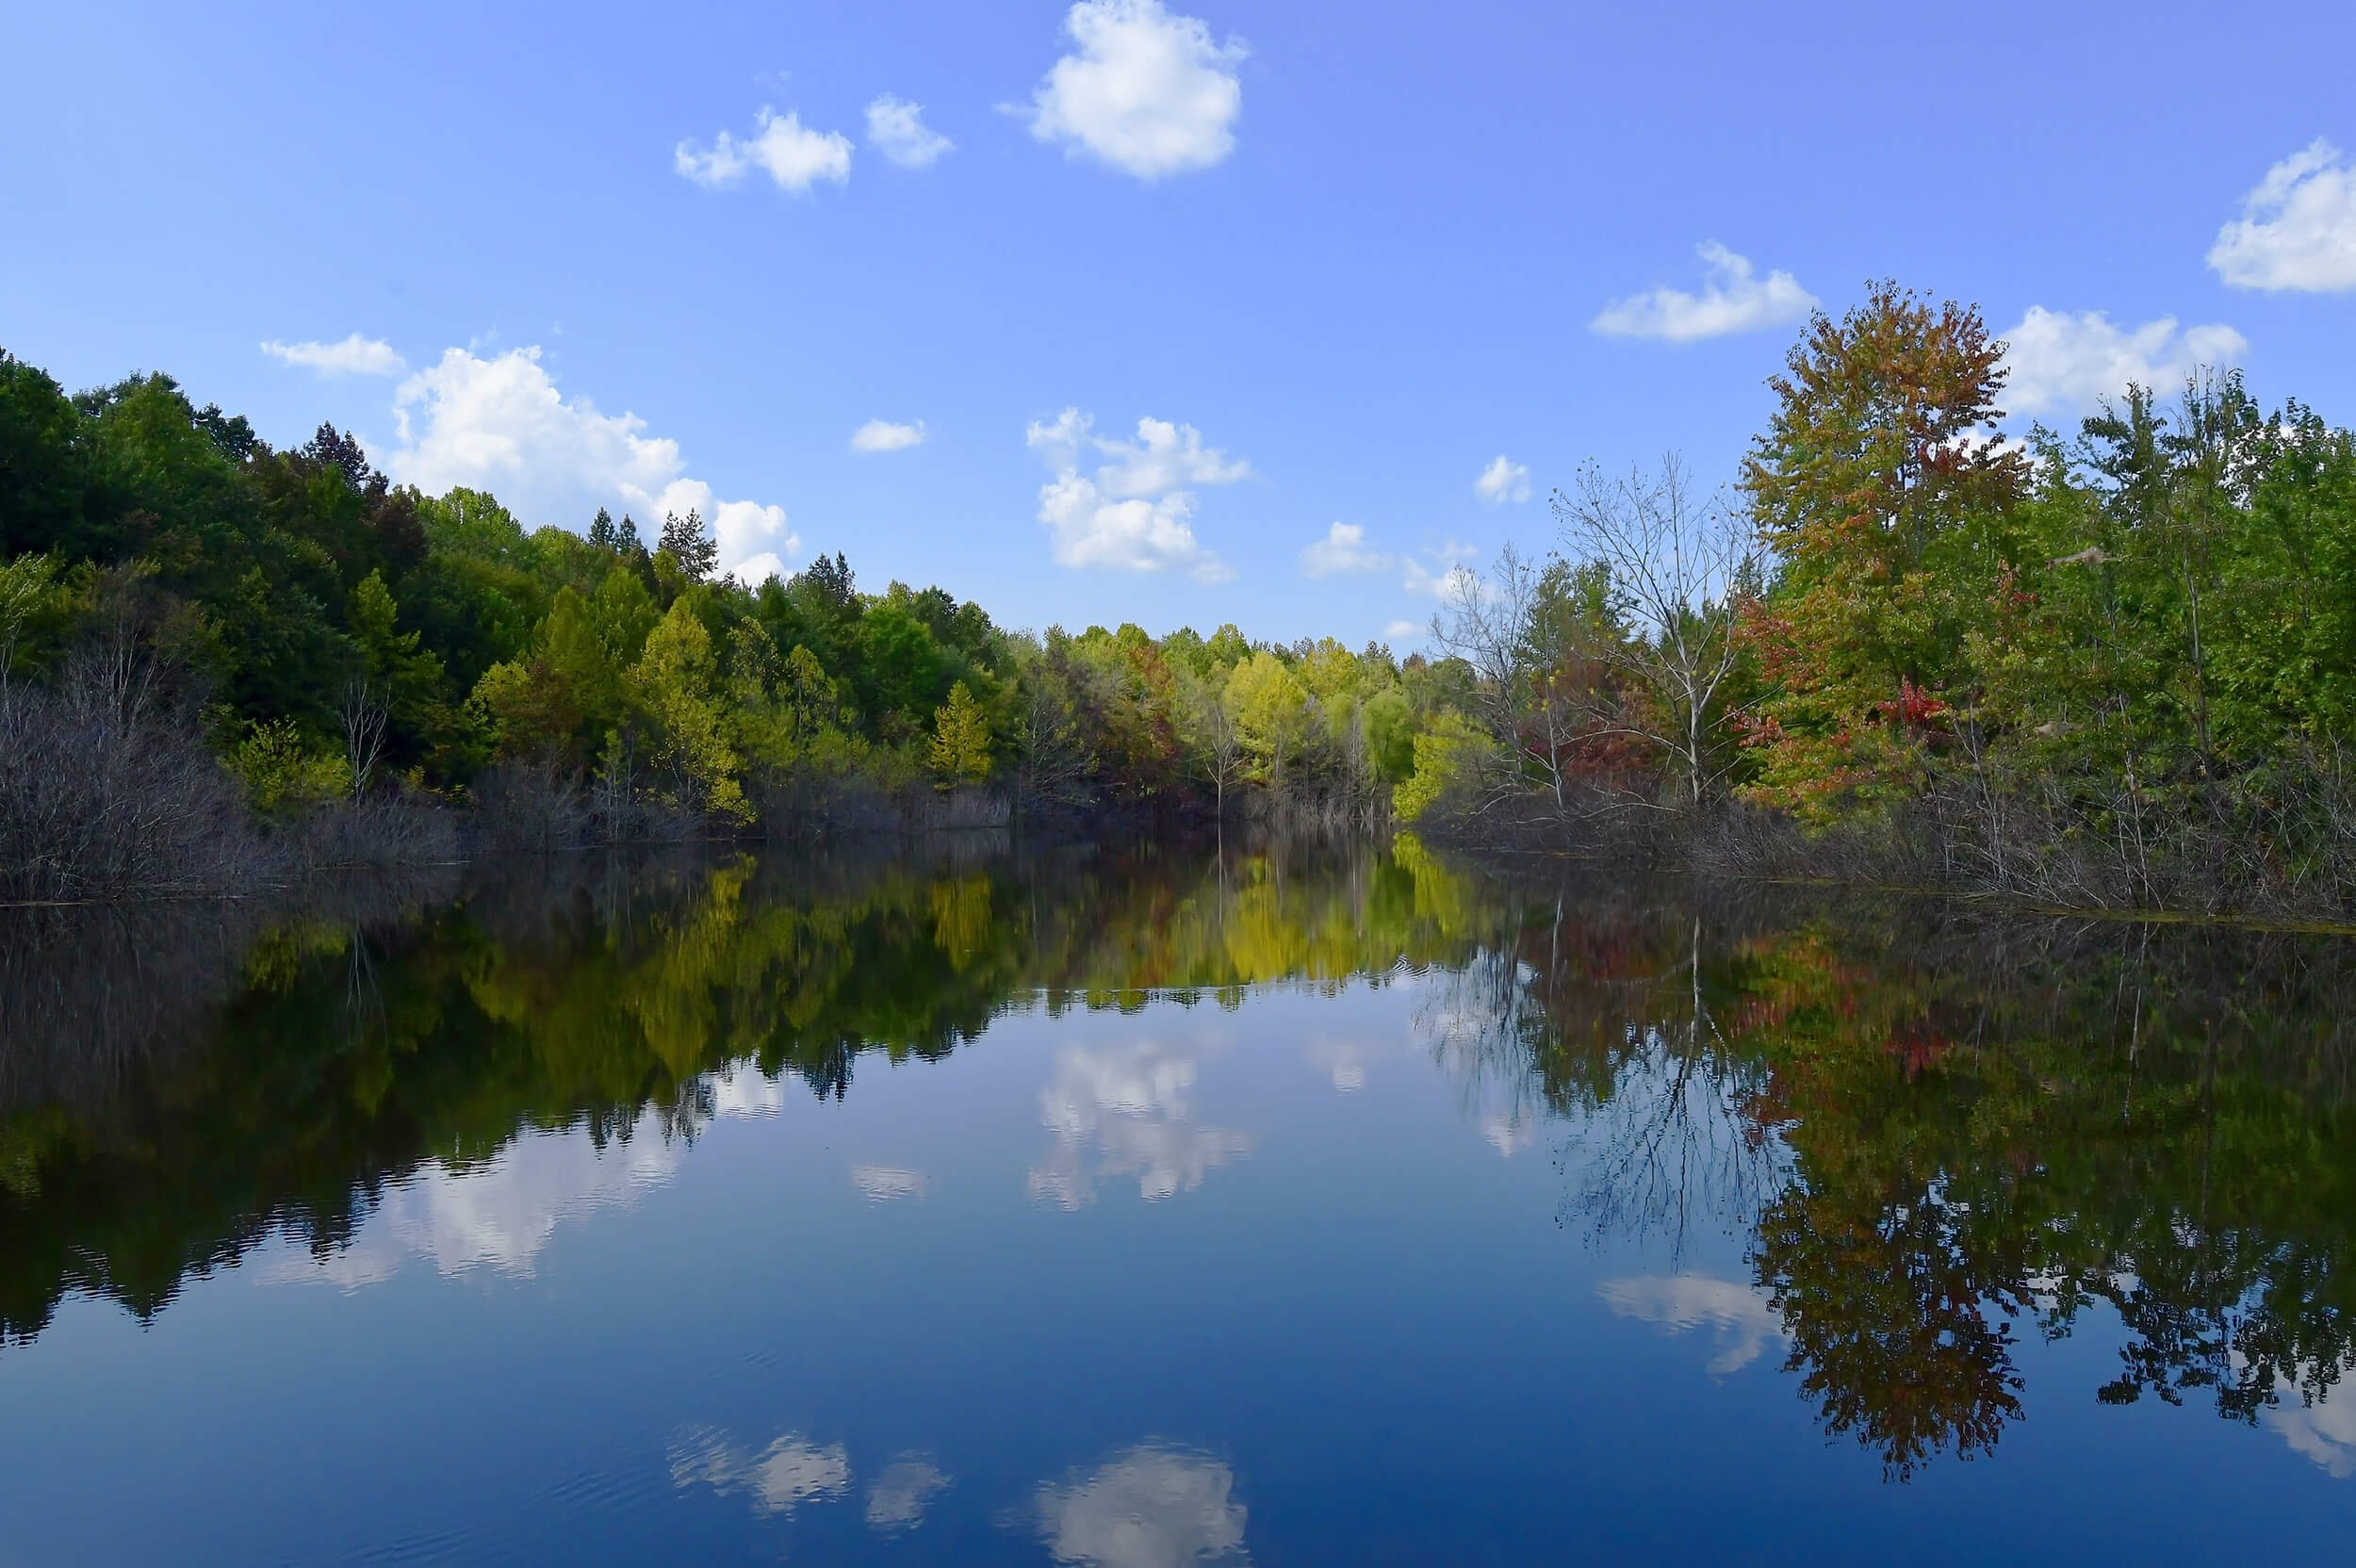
[4,279,2354,915]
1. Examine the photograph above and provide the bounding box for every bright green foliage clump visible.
[1393,711,1488,822]
[928,680,992,789]
[231,718,351,814]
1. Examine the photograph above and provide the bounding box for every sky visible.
[6,0,2355,646]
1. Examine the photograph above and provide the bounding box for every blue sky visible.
[7,0,2354,645]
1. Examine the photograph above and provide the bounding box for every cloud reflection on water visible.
[667,1424,853,1518]
[1029,1041,1252,1208]
[1598,1273,1789,1376]
[1035,1445,1250,1568]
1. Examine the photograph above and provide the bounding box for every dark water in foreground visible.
[2,836,2353,1564]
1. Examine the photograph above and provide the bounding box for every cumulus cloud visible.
[1383,618,1423,642]
[865,94,954,169]
[676,106,853,192]
[851,418,927,453]
[1034,1446,1249,1568]
[2209,139,2356,292]
[1024,407,1248,581]
[1299,521,1389,578]
[1472,454,1530,506]
[1599,1273,1789,1377]
[1026,0,1247,179]
[1592,241,1818,342]
[260,334,406,378]
[1998,306,2249,418]
[380,346,796,582]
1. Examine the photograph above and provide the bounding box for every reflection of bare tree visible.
[1562,913,1786,1261]
[1420,893,1785,1262]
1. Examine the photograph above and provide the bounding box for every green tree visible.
[927,680,992,789]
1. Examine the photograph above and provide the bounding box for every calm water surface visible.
[2,836,2352,1563]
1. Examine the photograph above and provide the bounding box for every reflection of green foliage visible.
[1711,913,2356,1478]
[0,835,1502,1347]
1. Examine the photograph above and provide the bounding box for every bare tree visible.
[1429,543,1588,818]
[1554,457,1756,809]
[1012,679,1097,814]
[339,678,389,799]
[1181,673,1247,822]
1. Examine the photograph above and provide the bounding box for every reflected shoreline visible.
[4,831,2354,1486]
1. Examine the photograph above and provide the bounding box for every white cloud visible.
[850,418,927,453]
[1026,0,1247,180]
[669,1426,853,1519]
[1999,306,2249,418]
[1383,618,1423,642]
[1592,241,1818,342]
[2209,139,2356,292]
[1300,521,1390,579]
[1472,454,1530,506]
[380,346,796,581]
[1034,1446,1249,1568]
[1024,407,1247,581]
[260,334,406,378]
[1599,1273,1789,1377]
[865,94,954,169]
[1403,543,1479,599]
[676,106,853,192]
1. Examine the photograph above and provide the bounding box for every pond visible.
[2,835,2352,1563]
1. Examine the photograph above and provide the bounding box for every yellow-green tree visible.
[628,596,750,822]
[1224,650,1311,788]
[927,679,991,790]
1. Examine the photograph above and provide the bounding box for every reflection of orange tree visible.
[1716,913,2356,1479]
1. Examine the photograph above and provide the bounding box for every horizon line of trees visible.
[7,277,2356,915]
[1411,281,2356,918]
[0,347,1468,898]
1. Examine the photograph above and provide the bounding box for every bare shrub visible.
[0,638,265,903]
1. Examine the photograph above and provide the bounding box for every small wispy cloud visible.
[1300,521,1389,578]
[850,418,927,454]
[865,94,954,169]
[1472,454,1530,506]
[260,334,406,377]
[1592,241,1817,342]
[677,107,853,192]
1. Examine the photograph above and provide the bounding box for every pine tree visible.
[660,509,719,581]
[588,507,618,552]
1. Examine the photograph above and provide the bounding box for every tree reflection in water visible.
[2,834,2352,1485]
[1435,881,2356,1479]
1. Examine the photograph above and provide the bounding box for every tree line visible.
[7,276,2355,913]
[1415,281,2356,918]
[0,351,1464,897]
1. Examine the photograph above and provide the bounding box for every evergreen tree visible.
[660,509,718,581]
